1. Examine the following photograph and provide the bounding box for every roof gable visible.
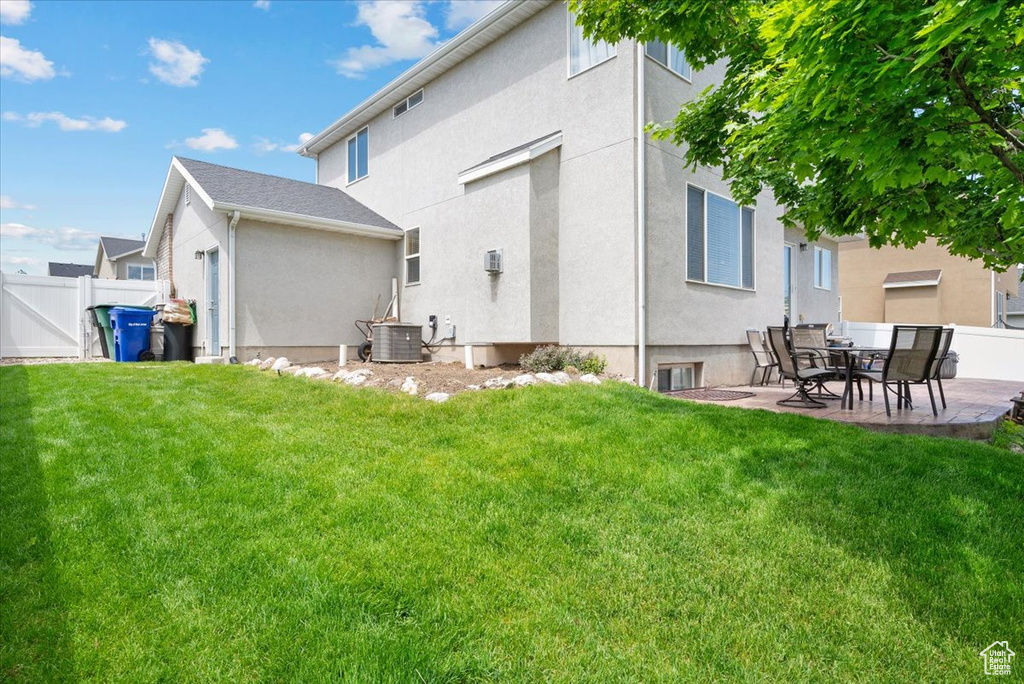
[99,236,145,260]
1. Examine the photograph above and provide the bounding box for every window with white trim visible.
[127,264,155,281]
[686,185,755,289]
[347,127,368,184]
[813,246,832,290]
[393,89,424,118]
[645,40,691,80]
[568,10,615,76]
[405,227,420,285]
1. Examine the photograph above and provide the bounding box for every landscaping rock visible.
[333,370,351,382]
[245,359,261,367]
[512,374,537,387]
[425,392,450,403]
[259,357,277,370]
[295,367,327,378]
[401,377,419,395]
[348,368,374,378]
[388,378,404,388]
[535,372,565,385]
[466,385,481,391]
[345,374,368,386]
[271,357,290,372]
[553,371,572,384]
[579,374,602,385]
[483,377,510,389]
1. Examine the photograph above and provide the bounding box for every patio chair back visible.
[883,326,943,382]
[928,328,954,379]
[790,327,827,369]
[766,327,798,379]
[746,330,773,367]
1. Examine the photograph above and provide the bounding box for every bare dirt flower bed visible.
[290,360,531,396]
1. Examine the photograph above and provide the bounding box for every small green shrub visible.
[992,419,1024,452]
[520,346,607,375]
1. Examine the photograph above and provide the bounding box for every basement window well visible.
[657,363,701,392]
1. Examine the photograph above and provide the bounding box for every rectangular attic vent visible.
[484,249,503,273]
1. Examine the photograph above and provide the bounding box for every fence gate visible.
[0,273,170,359]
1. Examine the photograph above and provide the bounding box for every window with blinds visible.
[568,10,615,76]
[686,185,755,289]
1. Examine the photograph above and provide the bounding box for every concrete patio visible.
[673,378,1022,439]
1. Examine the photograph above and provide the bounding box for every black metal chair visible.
[746,329,778,386]
[929,327,955,409]
[766,326,844,408]
[851,326,943,417]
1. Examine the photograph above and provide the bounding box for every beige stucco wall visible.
[234,219,397,354]
[839,239,1016,327]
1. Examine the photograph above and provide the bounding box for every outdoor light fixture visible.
[194,250,204,260]
[799,242,808,252]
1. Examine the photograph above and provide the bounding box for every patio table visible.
[810,346,889,410]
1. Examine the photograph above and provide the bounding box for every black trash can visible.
[163,322,195,362]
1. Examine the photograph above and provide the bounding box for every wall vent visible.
[484,249,503,274]
[185,184,191,205]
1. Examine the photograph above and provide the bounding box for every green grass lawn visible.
[2,364,1021,682]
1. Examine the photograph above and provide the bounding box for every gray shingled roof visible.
[48,262,95,278]
[883,269,942,285]
[99,236,145,259]
[176,157,399,231]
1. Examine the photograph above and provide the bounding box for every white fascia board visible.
[217,203,403,240]
[143,158,217,258]
[457,133,563,185]
[883,278,942,289]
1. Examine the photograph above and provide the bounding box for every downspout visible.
[636,41,648,387]
[229,210,240,358]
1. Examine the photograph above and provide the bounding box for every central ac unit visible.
[484,249,503,273]
[372,323,423,362]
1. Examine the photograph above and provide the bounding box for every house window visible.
[568,10,615,76]
[405,227,420,285]
[645,40,691,80]
[347,127,368,184]
[686,185,755,289]
[814,246,832,290]
[393,89,424,118]
[127,264,155,281]
[657,363,700,392]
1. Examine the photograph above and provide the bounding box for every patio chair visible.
[928,327,955,409]
[746,329,778,386]
[766,326,844,408]
[790,326,843,399]
[850,326,943,417]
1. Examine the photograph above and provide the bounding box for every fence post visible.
[78,276,90,359]
[0,271,5,361]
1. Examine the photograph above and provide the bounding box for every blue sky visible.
[0,0,503,274]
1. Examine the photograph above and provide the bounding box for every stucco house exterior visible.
[142,157,400,360]
[95,236,155,281]
[839,238,1019,328]
[143,0,839,384]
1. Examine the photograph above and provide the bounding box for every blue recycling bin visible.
[109,307,157,362]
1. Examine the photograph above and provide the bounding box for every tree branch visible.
[990,143,1024,185]
[944,55,1024,153]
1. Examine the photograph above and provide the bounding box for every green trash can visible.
[92,304,154,360]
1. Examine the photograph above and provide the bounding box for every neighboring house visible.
[143,1,839,384]
[48,262,94,278]
[1006,266,1024,328]
[142,157,400,360]
[95,236,156,281]
[839,239,1019,328]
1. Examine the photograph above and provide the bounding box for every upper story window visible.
[405,227,420,285]
[814,246,832,290]
[568,10,615,77]
[393,89,424,118]
[687,185,755,290]
[347,127,368,184]
[128,264,155,281]
[645,40,691,80]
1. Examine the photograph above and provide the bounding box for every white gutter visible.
[636,41,647,388]
[229,210,240,359]
[214,203,402,240]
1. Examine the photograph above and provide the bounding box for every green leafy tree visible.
[572,0,1023,270]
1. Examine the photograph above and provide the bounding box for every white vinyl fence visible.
[0,273,170,359]
[842,321,1024,382]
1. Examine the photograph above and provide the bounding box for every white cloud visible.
[3,255,40,265]
[3,111,127,132]
[330,1,438,78]
[0,35,54,81]
[0,195,36,210]
[147,38,208,87]
[184,127,238,151]
[253,0,270,10]
[253,131,314,153]
[445,0,503,30]
[0,0,31,25]
[1,222,101,250]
